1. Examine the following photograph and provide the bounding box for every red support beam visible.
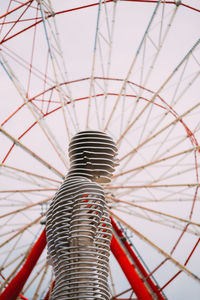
[111,217,165,300]
[0,0,34,19]
[111,234,153,300]
[0,218,165,300]
[0,229,46,300]
[43,281,55,300]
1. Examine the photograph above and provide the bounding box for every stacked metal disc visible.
[68,130,118,183]
[46,131,118,299]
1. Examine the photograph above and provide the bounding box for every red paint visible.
[0,229,46,300]
[111,235,153,300]
[111,217,165,300]
[43,281,55,300]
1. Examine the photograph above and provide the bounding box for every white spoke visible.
[110,211,200,284]
[0,126,64,179]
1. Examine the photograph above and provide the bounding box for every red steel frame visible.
[110,217,165,300]
[0,219,165,300]
[0,1,199,49]
[0,229,46,300]
[111,236,153,300]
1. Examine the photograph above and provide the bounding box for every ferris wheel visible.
[0,0,200,299]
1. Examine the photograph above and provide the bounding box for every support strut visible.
[111,235,153,300]
[110,217,165,300]
[0,219,165,300]
[0,229,46,300]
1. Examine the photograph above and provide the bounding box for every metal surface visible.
[46,131,117,299]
